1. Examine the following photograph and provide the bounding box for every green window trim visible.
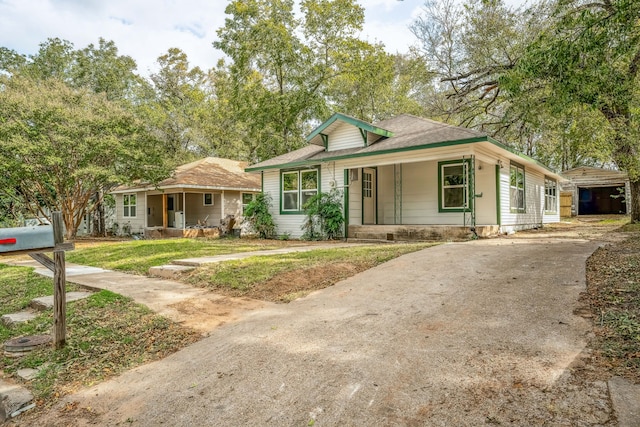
[544,177,558,214]
[123,193,137,218]
[509,162,526,213]
[438,159,472,213]
[280,167,320,214]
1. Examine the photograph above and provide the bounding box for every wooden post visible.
[52,212,66,349]
[162,194,168,229]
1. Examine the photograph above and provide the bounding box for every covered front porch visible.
[343,155,500,240]
[144,190,226,238]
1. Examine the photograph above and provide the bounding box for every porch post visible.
[182,192,186,230]
[221,191,225,224]
[162,193,168,229]
[344,169,349,239]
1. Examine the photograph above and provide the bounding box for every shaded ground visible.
[583,235,640,384]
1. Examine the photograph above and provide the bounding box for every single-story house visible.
[561,167,630,216]
[246,113,563,240]
[111,157,261,237]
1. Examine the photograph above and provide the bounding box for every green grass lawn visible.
[67,237,292,274]
[185,243,437,302]
[0,265,200,404]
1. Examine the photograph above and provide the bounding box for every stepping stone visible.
[148,264,195,279]
[16,368,39,381]
[0,379,34,422]
[30,291,93,311]
[0,311,37,328]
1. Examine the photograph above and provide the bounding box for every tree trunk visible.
[92,191,106,237]
[629,178,640,223]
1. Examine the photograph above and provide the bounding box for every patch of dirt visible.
[208,262,368,303]
[168,295,268,335]
[251,262,363,302]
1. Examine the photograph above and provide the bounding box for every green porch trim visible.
[246,136,564,178]
[343,169,349,238]
[359,128,368,146]
[306,112,394,144]
[495,164,501,226]
[486,136,558,176]
[321,134,329,149]
[246,136,489,172]
[437,158,473,213]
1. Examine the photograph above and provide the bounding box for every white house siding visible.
[184,193,221,227]
[348,168,362,226]
[263,169,306,238]
[377,165,395,224]
[262,145,560,237]
[115,191,146,234]
[498,162,545,233]
[474,160,498,226]
[327,122,365,151]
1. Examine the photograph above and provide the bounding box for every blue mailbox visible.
[0,225,55,253]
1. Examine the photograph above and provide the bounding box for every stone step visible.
[0,379,34,422]
[1,311,38,328]
[148,264,195,279]
[30,291,94,312]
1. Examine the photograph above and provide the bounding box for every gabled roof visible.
[247,114,562,178]
[247,114,491,172]
[306,112,395,146]
[112,157,261,193]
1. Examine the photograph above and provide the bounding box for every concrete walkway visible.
[18,237,639,426]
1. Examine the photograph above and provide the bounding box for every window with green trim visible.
[510,163,525,212]
[544,178,557,213]
[123,194,137,217]
[439,161,469,211]
[282,169,318,212]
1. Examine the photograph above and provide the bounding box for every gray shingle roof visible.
[247,114,489,171]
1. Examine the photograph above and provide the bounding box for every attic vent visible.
[350,169,359,182]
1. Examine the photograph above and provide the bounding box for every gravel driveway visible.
[38,237,613,426]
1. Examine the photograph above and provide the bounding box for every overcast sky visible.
[0,0,525,76]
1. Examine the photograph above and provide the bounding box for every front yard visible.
[1,238,435,412]
[2,221,639,418]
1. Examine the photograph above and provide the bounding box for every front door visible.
[362,167,377,225]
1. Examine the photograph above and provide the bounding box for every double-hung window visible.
[510,163,525,212]
[282,169,318,212]
[203,193,214,206]
[544,178,557,213]
[439,160,469,212]
[123,194,137,217]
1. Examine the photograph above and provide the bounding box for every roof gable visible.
[306,112,394,151]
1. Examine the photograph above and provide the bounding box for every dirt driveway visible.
[31,235,616,426]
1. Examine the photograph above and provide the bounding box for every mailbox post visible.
[0,212,73,349]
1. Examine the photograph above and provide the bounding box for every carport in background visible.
[578,186,626,215]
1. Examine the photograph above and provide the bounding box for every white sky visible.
[0,0,526,76]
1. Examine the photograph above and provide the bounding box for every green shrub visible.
[244,193,277,238]
[302,190,344,240]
